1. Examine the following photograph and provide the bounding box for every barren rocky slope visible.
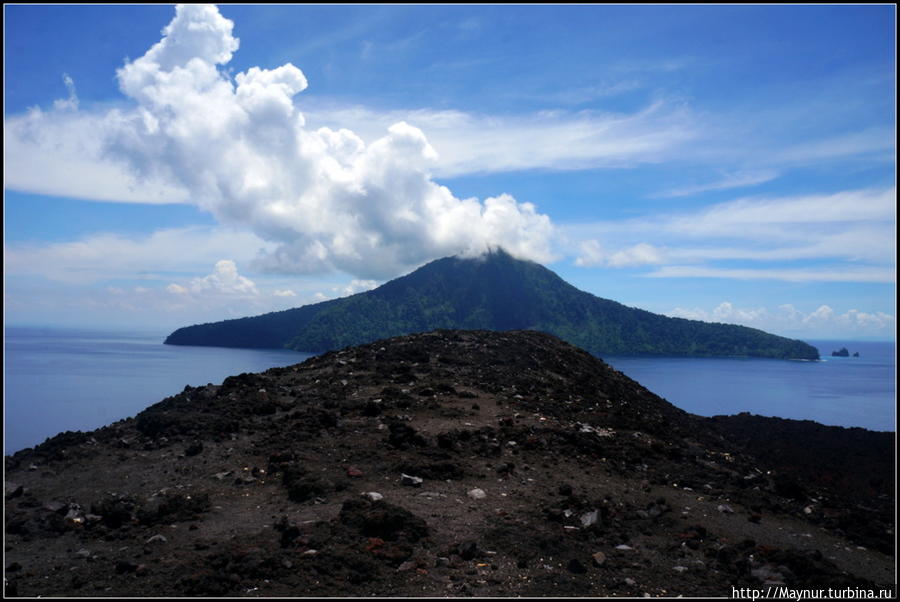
[4,330,894,597]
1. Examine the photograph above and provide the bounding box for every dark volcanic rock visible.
[338,498,429,542]
[3,329,893,597]
[385,422,428,450]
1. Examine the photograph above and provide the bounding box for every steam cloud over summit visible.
[16,4,556,280]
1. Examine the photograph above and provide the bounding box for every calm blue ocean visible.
[3,327,896,454]
[4,326,312,455]
[603,340,895,433]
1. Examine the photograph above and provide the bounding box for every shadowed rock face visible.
[165,249,820,360]
[4,330,891,597]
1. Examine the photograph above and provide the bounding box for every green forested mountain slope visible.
[165,249,819,360]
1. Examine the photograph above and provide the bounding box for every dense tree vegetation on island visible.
[165,249,820,360]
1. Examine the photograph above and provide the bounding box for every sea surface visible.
[603,340,895,433]
[4,326,312,455]
[4,327,896,454]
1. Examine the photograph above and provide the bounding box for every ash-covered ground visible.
[4,330,895,597]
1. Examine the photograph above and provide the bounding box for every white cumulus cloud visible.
[6,4,556,281]
[312,278,381,302]
[575,240,664,268]
[185,259,259,296]
[340,279,379,296]
[667,301,895,338]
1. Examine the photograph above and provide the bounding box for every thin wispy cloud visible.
[304,99,697,177]
[570,187,896,282]
[648,266,895,283]
[277,8,392,59]
[774,127,895,165]
[4,227,273,284]
[519,80,644,106]
[655,169,779,198]
[4,108,191,204]
[53,74,79,111]
[662,189,896,240]
[612,57,693,74]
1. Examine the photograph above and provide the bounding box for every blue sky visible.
[4,4,896,340]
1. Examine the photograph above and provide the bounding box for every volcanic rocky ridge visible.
[4,330,895,597]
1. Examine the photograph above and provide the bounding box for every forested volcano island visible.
[165,249,819,361]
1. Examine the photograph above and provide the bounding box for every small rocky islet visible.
[4,330,894,597]
[831,347,860,358]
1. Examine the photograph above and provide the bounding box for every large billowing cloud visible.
[10,4,555,280]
